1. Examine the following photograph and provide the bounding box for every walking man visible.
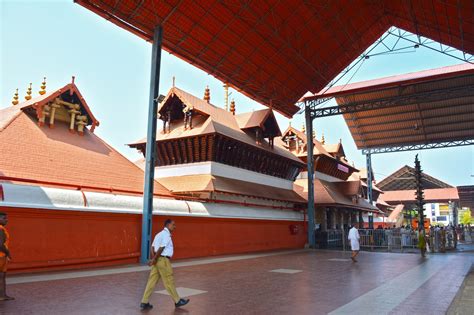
[348,225,360,262]
[140,219,189,310]
[0,212,14,301]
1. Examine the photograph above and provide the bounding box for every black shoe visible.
[140,302,153,310]
[175,298,190,308]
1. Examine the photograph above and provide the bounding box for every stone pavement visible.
[1,249,472,315]
[448,265,474,315]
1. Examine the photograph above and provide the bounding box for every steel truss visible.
[306,84,474,118]
[386,28,474,64]
[361,139,474,155]
[298,26,474,113]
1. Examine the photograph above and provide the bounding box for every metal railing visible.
[316,227,470,253]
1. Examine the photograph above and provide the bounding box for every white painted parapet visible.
[0,183,303,221]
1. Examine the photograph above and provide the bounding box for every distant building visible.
[378,165,460,226]
[457,185,474,217]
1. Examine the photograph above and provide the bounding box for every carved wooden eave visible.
[18,81,100,134]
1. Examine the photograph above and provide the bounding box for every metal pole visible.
[140,25,163,264]
[366,153,373,204]
[305,103,316,248]
[366,153,374,229]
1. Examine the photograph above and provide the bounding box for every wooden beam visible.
[200,136,207,161]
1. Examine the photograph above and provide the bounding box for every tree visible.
[461,211,472,225]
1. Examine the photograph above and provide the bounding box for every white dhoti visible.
[348,227,360,251]
[350,239,360,251]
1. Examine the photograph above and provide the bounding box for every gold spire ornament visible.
[39,77,47,95]
[25,83,32,100]
[12,88,19,105]
[203,86,210,103]
[224,83,229,111]
[321,132,325,144]
[301,124,305,133]
[230,99,236,115]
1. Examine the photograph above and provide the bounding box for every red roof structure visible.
[157,174,305,203]
[383,188,459,203]
[76,0,474,117]
[303,63,474,150]
[306,63,474,99]
[0,82,171,197]
[294,178,380,212]
[129,87,304,172]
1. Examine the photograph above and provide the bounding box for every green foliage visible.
[461,211,472,225]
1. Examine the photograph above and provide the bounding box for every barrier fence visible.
[315,227,473,253]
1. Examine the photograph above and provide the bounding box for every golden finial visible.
[25,83,32,100]
[301,123,305,133]
[12,88,19,105]
[39,77,47,95]
[321,132,325,144]
[203,85,210,103]
[339,138,342,144]
[224,83,229,111]
[230,99,236,115]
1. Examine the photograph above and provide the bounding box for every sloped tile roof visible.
[1,82,100,130]
[235,109,271,129]
[131,87,303,165]
[157,174,305,203]
[0,92,170,197]
[294,178,379,212]
[383,188,459,203]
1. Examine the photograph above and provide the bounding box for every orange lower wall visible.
[1,206,305,273]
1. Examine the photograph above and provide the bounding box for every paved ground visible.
[1,249,472,315]
[448,265,474,315]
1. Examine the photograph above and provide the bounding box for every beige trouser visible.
[141,257,180,304]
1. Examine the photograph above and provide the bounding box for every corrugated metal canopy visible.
[305,63,474,149]
[75,0,474,118]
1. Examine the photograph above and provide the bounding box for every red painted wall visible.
[1,207,305,273]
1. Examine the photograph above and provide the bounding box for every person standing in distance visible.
[348,225,360,262]
[0,212,14,301]
[140,219,189,310]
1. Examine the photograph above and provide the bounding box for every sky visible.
[1,0,473,186]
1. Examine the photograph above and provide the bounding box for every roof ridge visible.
[0,106,23,132]
[173,86,228,112]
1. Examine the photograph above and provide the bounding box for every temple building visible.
[277,126,381,231]
[129,86,308,242]
[129,86,306,207]
[379,165,460,226]
[0,78,393,274]
[0,78,176,272]
[0,80,308,273]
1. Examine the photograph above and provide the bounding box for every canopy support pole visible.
[305,104,316,248]
[141,25,163,264]
[366,153,374,229]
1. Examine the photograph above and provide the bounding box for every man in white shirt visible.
[140,219,189,310]
[348,225,360,262]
